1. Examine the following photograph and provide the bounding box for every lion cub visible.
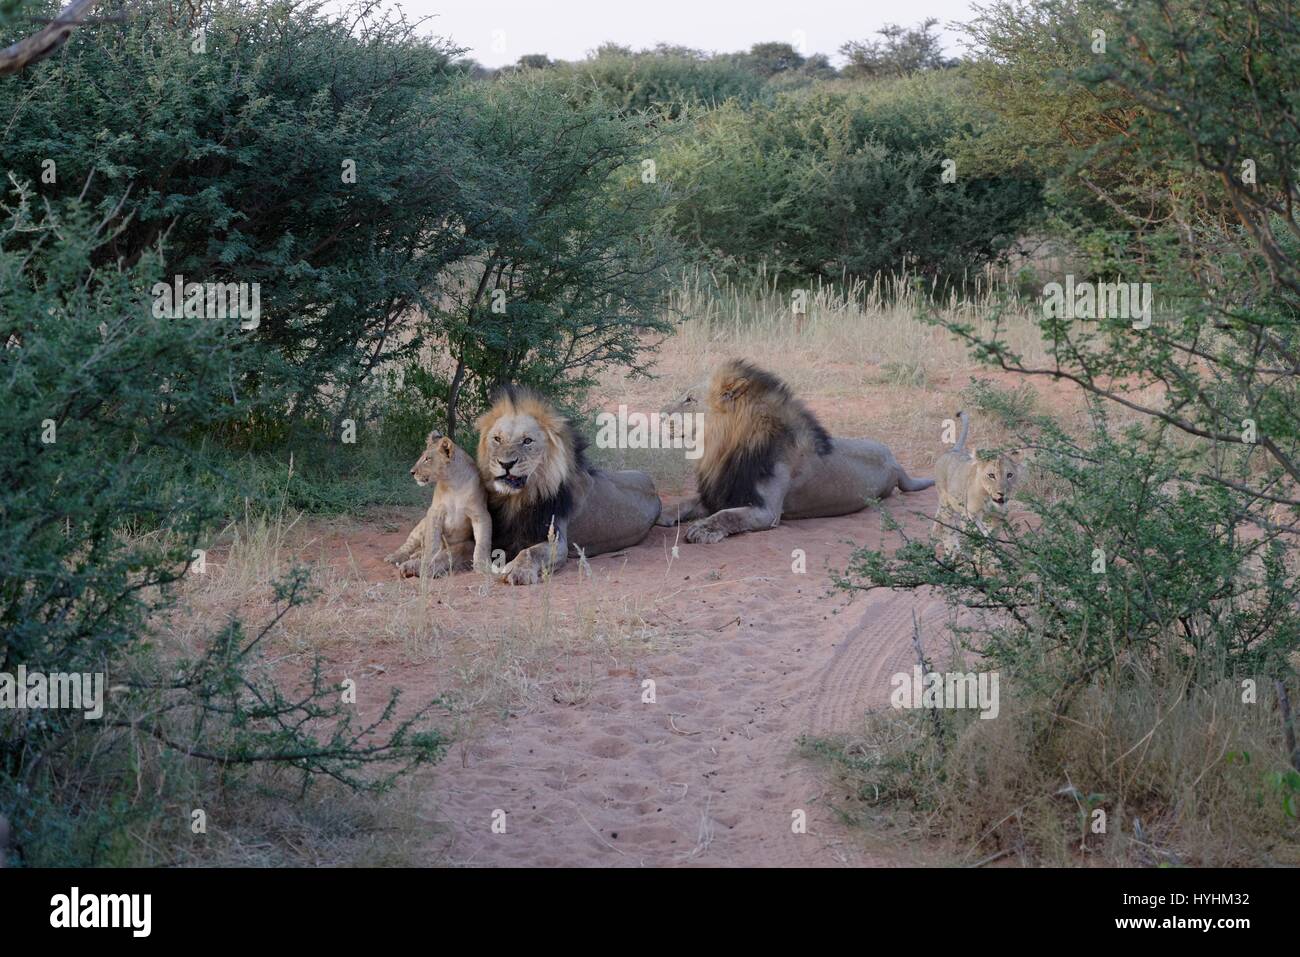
[933,411,1019,557]
[385,432,492,578]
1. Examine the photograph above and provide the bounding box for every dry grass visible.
[809,660,1300,867]
[658,265,1050,400]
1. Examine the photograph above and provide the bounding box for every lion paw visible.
[499,560,542,586]
[384,550,408,565]
[685,520,727,545]
[398,558,422,578]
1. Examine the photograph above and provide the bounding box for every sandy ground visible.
[320,481,951,867]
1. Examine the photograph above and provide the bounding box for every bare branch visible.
[0,0,101,77]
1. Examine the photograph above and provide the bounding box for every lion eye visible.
[521,436,533,445]
[492,435,500,444]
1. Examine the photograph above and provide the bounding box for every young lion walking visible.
[385,432,493,578]
[933,411,1020,558]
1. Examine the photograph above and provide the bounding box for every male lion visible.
[478,385,661,585]
[659,359,933,543]
[932,410,1020,557]
[385,432,492,577]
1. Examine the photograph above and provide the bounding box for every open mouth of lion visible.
[495,473,528,491]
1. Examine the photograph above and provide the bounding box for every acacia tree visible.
[839,18,958,79]
[2,0,471,439]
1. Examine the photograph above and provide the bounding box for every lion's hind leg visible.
[385,515,428,565]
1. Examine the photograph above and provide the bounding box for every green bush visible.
[662,71,1042,282]
[430,72,680,434]
[839,390,1299,693]
[828,388,1300,862]
[3,0,681,467]
[560,47,767,116]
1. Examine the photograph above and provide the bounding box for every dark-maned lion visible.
[658,359,933,543]
[478,385,661,585]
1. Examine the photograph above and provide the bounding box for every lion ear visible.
[720,377,749,402]
[540,424,565,449]
[438,437,454,458]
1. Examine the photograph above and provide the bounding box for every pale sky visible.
[392,0,980,68]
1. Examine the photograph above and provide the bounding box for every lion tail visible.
[899,471,935,493]
[952,410,970,453]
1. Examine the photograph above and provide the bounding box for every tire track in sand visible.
[808,588,951,735]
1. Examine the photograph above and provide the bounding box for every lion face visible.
[410,432,456,487]
[660,385,703,442]
[974,451,1020,508]
[481,413,550,495]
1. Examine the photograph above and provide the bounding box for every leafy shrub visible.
[0,160,442,868]
[430,72,680,434]
[828,388,1300,862]
[663,71,1042,282]
[2,0,468,433]
[561,48,767,116]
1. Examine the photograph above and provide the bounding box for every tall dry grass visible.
[658,265,1050,397]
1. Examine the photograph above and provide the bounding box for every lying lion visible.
[385,432,493,577]
[478,385,661,585]
[658,359,934,543]
[932,410,1020,558]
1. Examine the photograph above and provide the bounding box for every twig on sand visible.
[575,807,629,857]
[668,713,703,736]
[968,848,1012,868]
[685,795,714,860]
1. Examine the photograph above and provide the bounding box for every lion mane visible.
[695,359,833,512]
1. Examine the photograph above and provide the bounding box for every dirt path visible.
[338,486,952,867]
